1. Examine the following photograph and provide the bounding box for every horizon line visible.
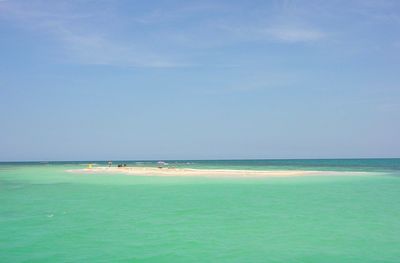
[1,157,399,163]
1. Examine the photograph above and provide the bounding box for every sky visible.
[0,0,399,161]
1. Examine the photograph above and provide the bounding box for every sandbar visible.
[67,166,369,178]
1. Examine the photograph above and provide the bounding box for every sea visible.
[1,159,400,262]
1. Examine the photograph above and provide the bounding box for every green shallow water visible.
[1,160,400,262]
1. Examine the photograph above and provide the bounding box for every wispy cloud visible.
[0,1,182,67]
[2,0,396,68]
[58,32,181,68]
[265,26,325,43]
[216,23,325,44]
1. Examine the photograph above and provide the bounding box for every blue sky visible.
[0,0,399,161]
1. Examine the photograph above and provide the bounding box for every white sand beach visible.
[67,166,369,178]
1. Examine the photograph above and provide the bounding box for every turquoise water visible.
[1,159,400,262]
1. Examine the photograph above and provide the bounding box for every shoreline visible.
[66,166,371,178]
